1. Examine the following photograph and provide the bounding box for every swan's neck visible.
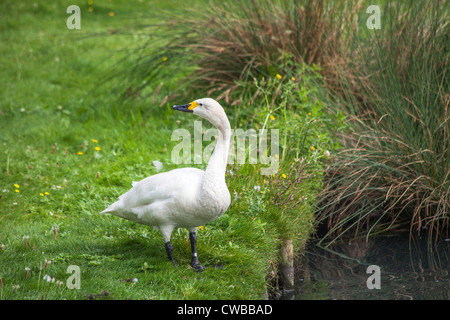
[201,118,231,191]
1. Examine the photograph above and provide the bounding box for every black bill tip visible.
[172,104,193,113]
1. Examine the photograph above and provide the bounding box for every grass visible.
[0,0,318,299]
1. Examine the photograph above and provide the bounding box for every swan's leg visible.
[164,242,177,267]
[189,228,204,271]
[160,226,177,267]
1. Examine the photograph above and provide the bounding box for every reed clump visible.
[176,0,360,103]
[316,1,449,243]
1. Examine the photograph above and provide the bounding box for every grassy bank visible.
[0,0,325,299]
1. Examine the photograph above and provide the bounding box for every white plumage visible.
[101,98,231,270]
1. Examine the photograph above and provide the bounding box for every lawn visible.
[0,0,318,300]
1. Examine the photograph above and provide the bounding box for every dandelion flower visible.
[276,74,282,79]
[162,57,168,62]
[92,139,98,143]
[40,193,44,196]
[269,115,275,121]
[88,0,93,5]
[95,147,101,151]
[15,189,20,193]
[311,146,315,151]
[260,190,264,194]
[14,184,20,188]
[109,11,114,16]
[198,226,204,230]
[77,151,83,155]
[45,192,49,195]
[282,173,287,179]
[291,77,296,81]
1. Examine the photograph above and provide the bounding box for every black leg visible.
[189,232,204,271]
[165,241,177,267]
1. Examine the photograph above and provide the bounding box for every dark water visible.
[288,235,449,300]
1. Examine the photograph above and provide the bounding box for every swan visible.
[101,98,231,270]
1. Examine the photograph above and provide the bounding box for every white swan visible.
[101,98,231,270]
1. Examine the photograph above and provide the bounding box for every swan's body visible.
[101,98,231,270]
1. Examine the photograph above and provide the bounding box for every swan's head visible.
[173,98,229,128]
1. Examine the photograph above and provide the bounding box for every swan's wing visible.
[101,167,203,214]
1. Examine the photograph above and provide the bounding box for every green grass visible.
[0,0,318,299]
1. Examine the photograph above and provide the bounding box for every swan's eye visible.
[199,103,203,106]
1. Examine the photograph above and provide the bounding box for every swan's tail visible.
[100,182,136,215]
[100,200,121,215]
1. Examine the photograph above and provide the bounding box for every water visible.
[289,235,449,300]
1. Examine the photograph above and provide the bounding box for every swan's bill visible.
[172,100,198,113]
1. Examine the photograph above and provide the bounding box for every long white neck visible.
[200,115,231,199]
[205,117,231,182]
[193,105,232,217]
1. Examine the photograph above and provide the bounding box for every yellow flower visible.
[88,0,93,5]
[291,77,296,81]
[276,74,282,79]
[14,184,20,188]
[198,226,204,230]
[311,146,315,151]
[260,190,264,194]
[269,115,275,121]
[15,189,20,193]
[308,112,311,116]
[88,6,93,12]
[95,147,101,151]
[282,173,287,179]
[109,11,115,17]
[275,154,279,159]
[162,57,168,62]
[45,192,49,195]
[77,151,83,155]
[40,193,44,196]
[92,139,98,143]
